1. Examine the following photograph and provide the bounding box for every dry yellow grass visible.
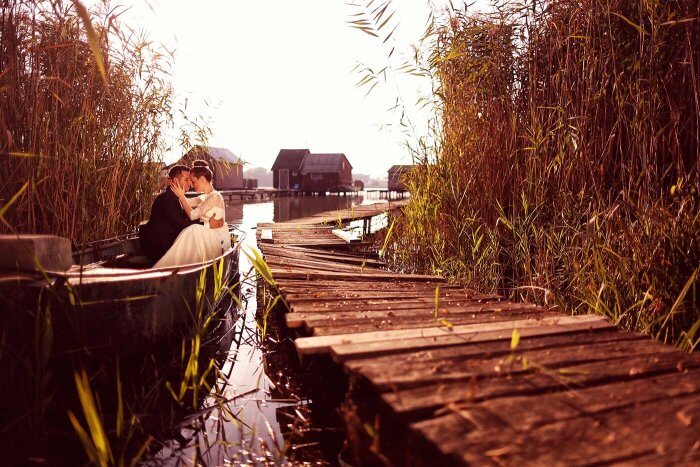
[0,0,174,245]
[385,0,699,348]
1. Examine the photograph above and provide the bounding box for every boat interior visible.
[69,229,240,276]
[0,230,240,283]
[72,236,157,271]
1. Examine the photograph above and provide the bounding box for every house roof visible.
[271,149,310,171]
[181,145,241,165]
[388,164,415,174]
[300,153,352,174]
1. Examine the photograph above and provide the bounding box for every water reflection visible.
[156,194,384,465]
[225,194,365,225]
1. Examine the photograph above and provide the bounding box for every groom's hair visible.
[191,159,209,168]
[168,164,190,179]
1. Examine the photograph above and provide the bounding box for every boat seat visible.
[102,253,155,269]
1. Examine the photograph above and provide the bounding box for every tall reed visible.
[386,0,699,346]
[0,0,174,245]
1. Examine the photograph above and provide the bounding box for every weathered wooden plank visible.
[285,302,540,328]
[343,330,643,377]
[266,244,378,256]
[266,262,378,275]
[412,389,700,466]
[295,315,610,355]
[381,352,700,416]
[260,229,273,242]
[352,337,678,391]
[257,224,335,230]
[284,295,506,310]
[261,234,340,239]
[260,248,385,267]
[330,317,615,361]
[288,297,506,314]
[283,293,494,307]
[268,240,347,245]
[269,250,383,266]
[267,243,368,250]
[283,289,502,303]
[271,269,446,282]
[261,235,342,240]
[412,368,700,440]
[332,228,361,243]
[259,233,337,239]
[264,255,381,274]
[302,254,383,267]
[309,310,562,335]
[276,280,461,292]
[266,241,347,245]
[265,256,382,269]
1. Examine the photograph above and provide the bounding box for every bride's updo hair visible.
[190,164,213,182]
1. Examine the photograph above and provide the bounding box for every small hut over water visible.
[176,146,244,189]
[388,165,415,191]
[271,149,310,189]
[300,153,353,192]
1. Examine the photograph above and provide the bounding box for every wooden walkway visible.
[257,203,700,466]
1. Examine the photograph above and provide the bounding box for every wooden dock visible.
[218,188,364,203]
[257,203,700,466]
[218,188,296,202]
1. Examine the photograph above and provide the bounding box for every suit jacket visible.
[139,188,201,262]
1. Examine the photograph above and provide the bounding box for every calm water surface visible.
[155,195,387,465]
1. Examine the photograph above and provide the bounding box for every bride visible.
[154,164,231,268]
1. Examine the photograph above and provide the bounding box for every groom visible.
[139,164,224,263]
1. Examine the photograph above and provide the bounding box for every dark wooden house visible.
[388,164,415,191]
[271,149,310,189]
[177,146,244,189]
[300,153,353,192]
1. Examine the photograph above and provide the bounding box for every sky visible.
[110,0,452,177]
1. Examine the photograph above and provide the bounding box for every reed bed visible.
[0,0,173,245]
[0,256,242,464]
[387,0,699,347]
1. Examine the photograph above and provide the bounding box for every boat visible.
[0,230,240,358]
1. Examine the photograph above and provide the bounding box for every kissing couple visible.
[139,161,231,268]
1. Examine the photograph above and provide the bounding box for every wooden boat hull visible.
[0,234,240,358]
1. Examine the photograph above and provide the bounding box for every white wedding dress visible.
[154,190,231,268]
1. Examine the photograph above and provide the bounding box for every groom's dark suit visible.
[139,188,201,262]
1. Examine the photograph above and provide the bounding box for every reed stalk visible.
[0,0,174,245]
[367,0,699,346]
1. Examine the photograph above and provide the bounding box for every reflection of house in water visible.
[273,197,304,223]
[224,202,244,226]
[224,194,365,224]
[272,195,362,222]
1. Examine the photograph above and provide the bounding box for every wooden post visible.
[0,235,72,271]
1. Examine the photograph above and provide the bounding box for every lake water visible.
[153,194,388,465]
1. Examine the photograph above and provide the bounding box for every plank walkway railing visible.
[257,202,700,466]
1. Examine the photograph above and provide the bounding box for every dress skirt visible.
[154,224,231,268]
